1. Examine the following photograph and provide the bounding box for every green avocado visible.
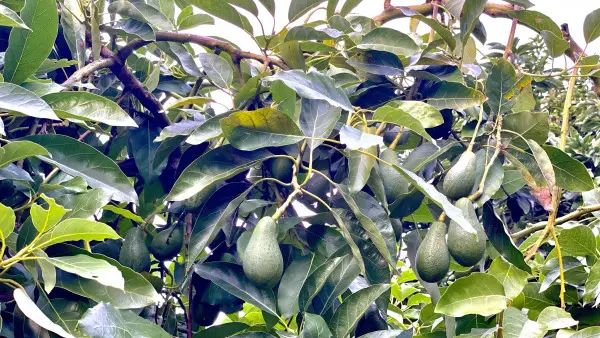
[149,222,184,261]
[267,157,294,183]
[242,216,284,288]
[379,148,409,203]
[191,294,220,326]
[119,227,151,272]
[416,222,450,283]
[442,150,477,200]
[447,198,487,267]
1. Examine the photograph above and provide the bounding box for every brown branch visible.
[99,45,170,128]
[512,204,600,239]
[562,23,600,94]
[503,6,519,60]
[62,58,114,86]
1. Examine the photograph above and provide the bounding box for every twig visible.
[503,5,519,60]
[62,58,114,85]
[511,203,600,239]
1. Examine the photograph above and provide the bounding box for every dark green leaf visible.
[486,59,517,113]
[426,82,486,110]
[0,140,48,167]
[543,146,594,192]
[79,302,171,338]
[503,111,549,146]
[585,8,600,43]
[346,50,404,77]
[300,99,341,149]
[558,225,597,257]
[357,27,420,56]
[278,254,316,318]
[13,289,74,338]
[302,313,332,338]
[299,256,343,311]
[129,120,167,183]
[43,92,137,127]
[460,0,487,45]
[189,0,252,32]
[328,284,391,338]
[26,135,138,204]
[199,53,234,88]
[0,82,59,120]
[194,262,278,316]
[289,0,323,21]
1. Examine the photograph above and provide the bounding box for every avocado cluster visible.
[115,222,184,273]
[416,198,487,283]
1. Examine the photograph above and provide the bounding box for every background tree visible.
[0,0,599,337]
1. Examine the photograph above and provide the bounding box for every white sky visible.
[190,0,600,56]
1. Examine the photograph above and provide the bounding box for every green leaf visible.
[194,262,278,316]
[0,3,29,29]
[32,249,56,293]
[328,284,391,338]
[302,313,332,338]
[316,254,360,315]
[543,146,594,192]
[30,194,67,233]
[108,0,174,31]
[25,134,138,204]
[156,42,201,76]
[61,0,86,68]
[338,187,396,269]
[346,146,376,193]
[482,202,531,272]
[3,0,58,84]
[526,139,556,189]
[42,92,137,127]
[373,103,436,142]
[558,225,597,257]
[178,12,214,30]
[503,111,549,146]
[285,26,341,41]
[537,306,578,330]
[0,82,59,120]
[104,19,156,41]
[58,188,112,219]
[339,125,382,150]
[193,322,250,338]
[289,0,323,21]
[357,27,420,56]
[188,183,249,267]
[221,108,304,151]
[167,145,273,201]
[584,8,600,43]
[198,53,234,88]
[299,257,344,312]
[54,245,159,309]
[186,112,230,145]
[163,96,214,110]
[36,218,120,248]
[13,288,75,338]
[264,69,353,111]
[189,0,252,32]
[278,254,316,318]
[397,7,456,50]
[257,0,275,16]
[583,259,600,306]
[487,257,529,300]
[503,307,548,338]
[486,59,517,113]
[472,148,504,206]
[300,98,341,149]
[79,302,171,338]
[46,255,124,290]
[129,120,168,183]
[148,0,175,23]
[0,203,15,241]
[346,50,404,77]
[508,10,562,37]
[331,209,367,276]
[540,30,570,58]
[357,330,411,338]
[426,82,486,110]
[569,327,600,338]
[435,273,508,316]
[102,205,144,224]
[460,0,487,45]
[0,140,49,167]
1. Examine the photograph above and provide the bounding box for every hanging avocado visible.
[442,150,477,200]
[119,227,151,272]
[267,157,294,183]
[447,198,487,267]
[416,222,450,283]
[379,148,409,204]
[149,222,184,261]
[242,216,284,288]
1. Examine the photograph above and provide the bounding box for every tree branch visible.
[62,58,114,86]
[512,204,600,239]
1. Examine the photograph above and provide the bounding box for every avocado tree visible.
[0,0,600,337]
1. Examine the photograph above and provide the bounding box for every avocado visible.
[416,222,450,283]
[447,198,486,267]
[354,304,388,336]
[181,186,216,212]
[191,294,220,326]
[267,157,294,183]
[149,222,184,261]
[379,148,409,203]
[242,216,284,288]
[442,150,477,200]
[118,227,151,272]
[391,219,403,242]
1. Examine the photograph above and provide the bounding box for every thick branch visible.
[99,45,170,127]
[63,58,114,86]
[512,204,600,239]
[562,23,600,94]
[114,31,287,70]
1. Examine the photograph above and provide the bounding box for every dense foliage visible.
[0,0,600,337]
